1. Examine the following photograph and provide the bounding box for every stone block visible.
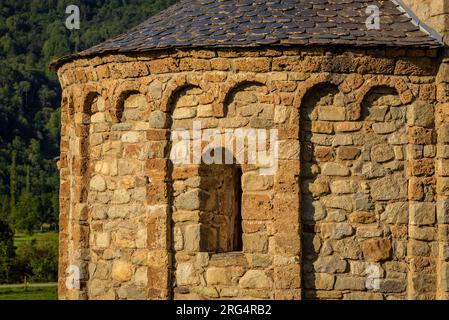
[409,226,436,241]
[314,146,334,161]
[370,174,407,201]
[175,189,207,211]
[90,175,106,192]
[242,172,274,191]
[176,94,199,108]
[438,159,449,177]
[306,177,330,197]
[407,240,430,256]
[438,124,449,144]
[239,270,272,289]
[112,260,133,282]
[332,134,353,146]
[330,180,358,194]
[409,159,435,177]
[279,140,300,160]
[317,107,346,121]
[183,224,202,252]
[361,162,386,179]
[176,262,198,286]
[410,202,436,226]
[437,198,449,224]
[437,177,449,195]
[134,267,148,286]
[372,122,397,134]
[408,101,434,128]
[437,145,449,159]
[115,228,135,248]
[379,279,407,293]
[334,276,366,290]
[242,193,272,220]
[337,146,361,160]
[243,233,268,253]
[313,256,348,273]
[148,79,163,99]
[321,163,350,176]
[381,202,408,224]
[320,223,353,240]
[206,267,230,286]
[312,121,333,134]
[349,211,376,224]
[273,265,300,289]
[149,111,168,129]
[322,195,353,211]
[362,239,392,262]
[343,292,383,300]
[335,122,362,132]
[409,127,434,145]
[234,58,270,72]
[96,232,110,248]
[304,273,335,290]
[173,107,197,120]
[371,144,395,163]
[112,189,131,204]
[272,233,300,255]
[412,275,436,293]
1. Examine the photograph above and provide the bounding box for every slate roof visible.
[52,0,443,70]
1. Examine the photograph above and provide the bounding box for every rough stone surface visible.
[112,261,133,282]
[362,239,392,262]
[56,9,446,300]
[239,270,272,289]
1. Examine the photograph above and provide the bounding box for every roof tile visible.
[52,0,443,69]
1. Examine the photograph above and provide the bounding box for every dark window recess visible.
[198,151,244,254]
[232,166,243,252]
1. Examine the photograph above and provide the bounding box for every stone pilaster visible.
[146,131,172,299]
[436,54,449,299]
[406,100,438,300]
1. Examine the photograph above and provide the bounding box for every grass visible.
[0,286,58,300]
[14,232,58,249]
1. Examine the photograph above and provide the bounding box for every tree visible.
[0,220,15,283]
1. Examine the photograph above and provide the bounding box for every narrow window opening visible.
[232,166,243,252]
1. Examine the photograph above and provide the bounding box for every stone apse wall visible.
[56,47,449,300]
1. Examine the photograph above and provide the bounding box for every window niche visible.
[197,148,243,254]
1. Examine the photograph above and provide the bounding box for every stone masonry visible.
[53,0,449,300]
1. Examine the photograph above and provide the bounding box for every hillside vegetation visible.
[0,0,172,284]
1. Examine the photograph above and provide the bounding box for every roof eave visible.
[392,0,445,46]
[49,42,443,74]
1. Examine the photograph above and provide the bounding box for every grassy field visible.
[0,286,58,300]
[0,232,60,300]
[14,232,58,249]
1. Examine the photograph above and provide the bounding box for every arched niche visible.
[299,81,411,300]
[299,82,343,166]
[223,81,268,117]
[360,86,405,122]
[115,91,148,123]
[221,81,274,130]
[168,84,203,128]
[299,81,344,300]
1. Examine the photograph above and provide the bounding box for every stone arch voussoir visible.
[112,81,150,123]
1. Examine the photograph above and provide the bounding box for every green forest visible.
[0,0,173,284]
